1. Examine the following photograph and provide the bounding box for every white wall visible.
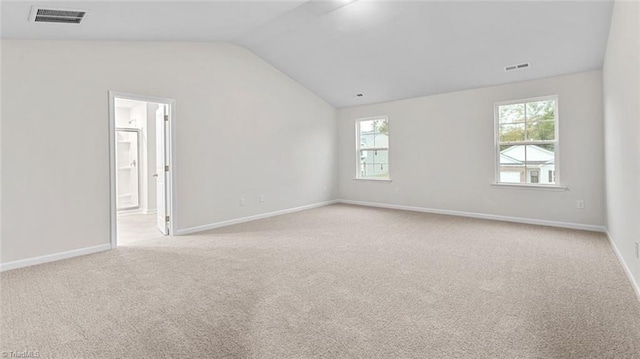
[1,40,337,264]
[338,71,605,227]
[603,0,639,288]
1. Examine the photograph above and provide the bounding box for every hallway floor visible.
[117,212,164,246]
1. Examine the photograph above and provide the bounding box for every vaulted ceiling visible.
[1,0,614,108]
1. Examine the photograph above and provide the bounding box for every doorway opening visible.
[108,91,175,247]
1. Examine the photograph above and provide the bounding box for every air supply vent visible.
[505,62,530,72]
[29,6,87,24]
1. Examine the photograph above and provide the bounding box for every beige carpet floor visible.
[2,204,640,358]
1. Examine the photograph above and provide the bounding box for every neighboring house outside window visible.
[356,117,389,179]
[495,96,558,185]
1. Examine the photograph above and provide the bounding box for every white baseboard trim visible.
[605,230,640,302]
[0,244,112,272]
[175,200,339,235]
[338,199,606,233]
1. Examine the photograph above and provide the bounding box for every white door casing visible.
[156,105,168,235]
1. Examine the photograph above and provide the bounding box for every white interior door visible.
[155,105,168,235]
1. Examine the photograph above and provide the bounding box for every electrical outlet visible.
[240,198,245,206]
[259,195,264,203]
[576,200,585,209]
[395,188,400,196]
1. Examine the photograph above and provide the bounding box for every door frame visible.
[108,91,177,248]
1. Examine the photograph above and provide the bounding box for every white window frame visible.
[355,116,391,181]
[493,95,564,189]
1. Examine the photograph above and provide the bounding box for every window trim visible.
[494,95,560,188]
[355,115,391,181]
[490,183,568,191]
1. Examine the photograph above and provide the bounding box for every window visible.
[356,117,389,179]
[496,96,558,185]
[530,170,539,183]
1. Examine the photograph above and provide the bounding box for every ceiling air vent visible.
[505,62,530,72]
[29,6,87,24]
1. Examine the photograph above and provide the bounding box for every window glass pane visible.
[524,144,555,184]
[359,119,389,149]
[360,133,375,149]
[526,100,555,122]
[374,118,389,136]
[359,149,389,178]
[360,119,375,133]
[374,132,389,148]
[526,120,555,141]
[498,103,525,124]
[499,144,555,184]
[534,143,555,152]
[500,123,525,142]
[499,145,524,183]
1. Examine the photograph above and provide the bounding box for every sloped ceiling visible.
[1,0,614,108]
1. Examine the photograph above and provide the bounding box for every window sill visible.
[491,183,568,191]
[354,177,392,182]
